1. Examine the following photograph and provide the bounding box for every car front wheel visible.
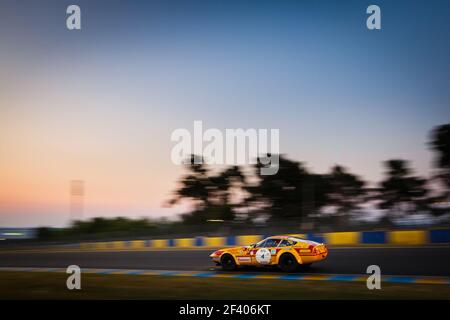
[220,254,237,271]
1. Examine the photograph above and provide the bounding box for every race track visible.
[1,247,450,277]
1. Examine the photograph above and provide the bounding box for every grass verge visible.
[0,271,449,299]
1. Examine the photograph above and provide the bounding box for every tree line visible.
[36,124,449,240]
[169,124,450,224]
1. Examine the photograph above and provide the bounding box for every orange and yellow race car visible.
[209,235,328,272]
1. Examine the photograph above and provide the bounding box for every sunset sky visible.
[1,0,449,227]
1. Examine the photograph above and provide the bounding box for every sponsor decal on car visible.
[255,248,271,264]
[237,257,251,262]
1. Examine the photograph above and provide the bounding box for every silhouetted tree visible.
[169,155,212,211]
[325,165,367,215]
[247,155,326,220]
[429,124,450,194]
[169,155,246,222]
[376,159,428,216]
[168,124,447,225]
[208,166,246,206]
[205,166,246,221]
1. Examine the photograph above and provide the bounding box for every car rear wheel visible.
[220,254,237,271]
[278,253,299,272]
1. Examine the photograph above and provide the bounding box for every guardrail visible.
[78,229,450,250]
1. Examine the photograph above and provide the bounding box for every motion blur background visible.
[0,0,449,244]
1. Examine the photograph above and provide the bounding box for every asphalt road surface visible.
[1,247,449,276]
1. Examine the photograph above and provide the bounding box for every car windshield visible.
[254,240,266,248]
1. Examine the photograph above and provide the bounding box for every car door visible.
[233,243,254,265]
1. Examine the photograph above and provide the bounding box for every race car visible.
[209,235,328,272]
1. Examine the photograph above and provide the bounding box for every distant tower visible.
[70,180,85,221]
